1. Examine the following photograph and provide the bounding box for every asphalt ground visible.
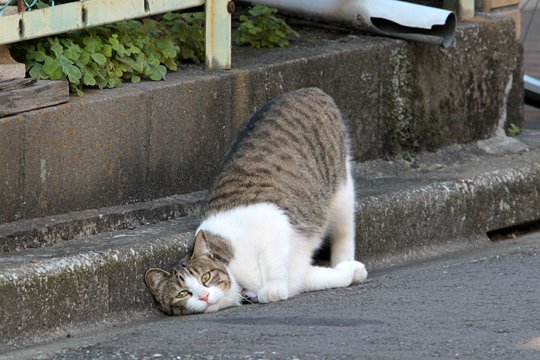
[3,232,539,360]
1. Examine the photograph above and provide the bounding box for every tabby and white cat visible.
[145,88,367,315]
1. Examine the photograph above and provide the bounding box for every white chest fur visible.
[198,203,299,292]
[198,197,367,304]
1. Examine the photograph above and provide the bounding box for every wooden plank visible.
[1,0,231,70]
[483,0,520,11]
[0,78,34,91]
[0,0,205,45]
[0,79,69,117]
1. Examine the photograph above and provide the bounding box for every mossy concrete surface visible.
[0,17,522,224]
[0,216,198,349]
[1,143,539,350]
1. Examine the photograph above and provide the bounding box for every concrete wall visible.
[0,18,522,223]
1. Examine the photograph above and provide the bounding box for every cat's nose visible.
[199,293,209,302]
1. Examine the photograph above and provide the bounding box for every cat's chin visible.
[203,303,223,313]
[204,292,243,313]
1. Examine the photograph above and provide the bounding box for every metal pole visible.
[205,0,231,70]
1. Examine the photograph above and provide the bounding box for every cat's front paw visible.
[336,260,368,284]
[258,284,289,303]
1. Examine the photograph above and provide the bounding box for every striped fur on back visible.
[202,87,349,236]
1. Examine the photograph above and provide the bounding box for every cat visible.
[145,87,367,315]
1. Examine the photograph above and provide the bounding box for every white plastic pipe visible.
[242,0,456,48]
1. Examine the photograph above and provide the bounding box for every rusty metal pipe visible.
[241,0,456,48]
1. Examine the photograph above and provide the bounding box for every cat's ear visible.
[191,230,212,259]
[145,268,171,297]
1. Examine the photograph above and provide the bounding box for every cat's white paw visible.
[351,261,368,283]
[257,283,289,303]
[336,260,368,285]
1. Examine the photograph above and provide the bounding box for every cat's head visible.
[145,230,241,315]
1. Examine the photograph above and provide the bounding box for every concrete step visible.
[0,191,204,252]
[1,140,539,351]
[0,17,523,224]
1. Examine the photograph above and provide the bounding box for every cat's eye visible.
[201,272,211,283]
[176,290,191,299]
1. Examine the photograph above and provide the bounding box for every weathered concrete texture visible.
[0,77,235,225]
[230,18,523,156]
[0,191,204,252]
[355,144,540,268]
[408,18,523,149]
[0,18,522,223]
[0,44,26,80]
[1,143,539,349]
[0,216,198,349]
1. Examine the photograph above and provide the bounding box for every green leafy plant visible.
[11,5,298,95]
[11,15,202,95]
[235,5,299,48]
[160,12,205,63]
[508,123,523,137]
